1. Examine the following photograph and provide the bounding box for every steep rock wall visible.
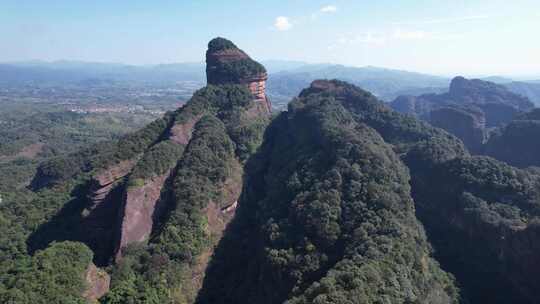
[115,172,171,261]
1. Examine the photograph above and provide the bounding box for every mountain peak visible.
[207,37,239,52]
[205,37,267,84]
[205,37,270,112]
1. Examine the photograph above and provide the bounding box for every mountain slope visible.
[267,65,449,107]
[198,80,459,304]
[316,80,540,303]
[0,37,271,303]
[200,80,540,304]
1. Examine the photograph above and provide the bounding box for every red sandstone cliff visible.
[206,37,272,114]
[114,38,271,269]
[115,172,171,261]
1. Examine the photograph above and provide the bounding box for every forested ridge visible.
[1,38,271,303]
[2,38,540,304]
[198,80,459,304]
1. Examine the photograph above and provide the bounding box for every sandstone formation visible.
[390,76,535,153]
[206,37,272,114]
[169,115,202,145]
[87,159,137,208]
[115,172,171,261]
[80,160,137,265]
[82,263,110,303]
[114,38,271,263]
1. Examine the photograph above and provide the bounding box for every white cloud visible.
[320,5,337,13]
[274,16,292,31]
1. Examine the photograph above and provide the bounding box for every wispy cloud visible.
[320,5,337,13]
[332,27,463,49]
[392,15,489,26]
[274,16,292,31]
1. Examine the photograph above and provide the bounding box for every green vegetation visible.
[100,83,268,302]
[33,113,175,188]
[207,37,237,52]
[0,39,272,303]
[175,84,252,124]
[0,103,157,160]
[103,116,239,303]
[0,107,175,303]
[155,116,236,258]
[174,84,268,161]
[129,140,185,181]
[0,241,93,304]
[206,37,266,84]
[197,82,459,304]
[209,59,266,82]
[310,80,540,303]
[484,112,540,167]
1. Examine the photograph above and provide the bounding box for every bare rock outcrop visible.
[82,263,110,303]
[88,159,137,208]
[81,159,137,265]
[115,172,171,261]
[169,115,202,145]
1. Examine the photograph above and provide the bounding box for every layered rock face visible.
[87,160,137,208]
[206,37,272,113]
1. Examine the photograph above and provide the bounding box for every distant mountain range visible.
[1,60,539,107]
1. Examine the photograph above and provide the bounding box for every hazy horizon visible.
[2,0,539,77]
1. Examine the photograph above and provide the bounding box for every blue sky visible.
[1,0,539,76]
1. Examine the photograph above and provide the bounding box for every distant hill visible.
[0,61,207,86]
[2,60,539,108]
[266,64,450,107]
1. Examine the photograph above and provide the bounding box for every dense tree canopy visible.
[197,81,459,304]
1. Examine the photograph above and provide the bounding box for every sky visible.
[1,0,539,77]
